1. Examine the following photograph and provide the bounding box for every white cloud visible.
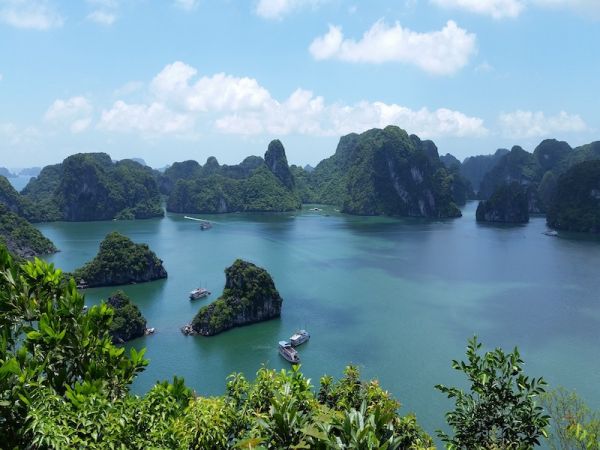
[309,20,477,75]
[105,62,487,139]
[44,96,93,133]
[174,0,199,11]
[431,0,524,19]
[0,0,63,30]
[532,0,600,16]
[499,110,588,138]
[99,100,195,135]
[87,10,116,25]
[215,92,488,138]
[0,122,40,146]
[150,61,271,112]
[255,0,324,20]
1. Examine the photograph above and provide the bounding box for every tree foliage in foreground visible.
[436,337,550,449]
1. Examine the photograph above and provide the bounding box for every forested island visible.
[21,153,163,222]
[476,182,529,224]
[74,232,167,288]
[107,290,148,344]
[188,259,283,336]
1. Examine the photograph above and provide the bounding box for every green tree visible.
[541,388,600,450]
[436,337,549,449]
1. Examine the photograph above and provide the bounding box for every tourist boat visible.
[289,329,310,347]
[200,222,212,230]
[189,287,211,300]
[278,341,300,364]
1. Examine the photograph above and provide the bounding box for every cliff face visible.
[265,140,295,190]
[315,126,461,218]
[191,259,282,336]
[74,232,167,287]
[547,160,600,233]
[476,183,529,224]
[166,142,301,214]
[22,154,163,222]
[0,204,57,259]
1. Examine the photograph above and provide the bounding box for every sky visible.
[0,0,599,169]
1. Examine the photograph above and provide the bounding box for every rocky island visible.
[186,259,282,336]
[547,160,600,233]
[74,232,167,288]
[107,290,148,344]
[476,183,529,224]
[0,204,57,259]
[166,140,301,214]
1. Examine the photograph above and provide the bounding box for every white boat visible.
[278,341,300,364]
[543,230,558,237]
[289,329,310,347]
[189,287,211,300]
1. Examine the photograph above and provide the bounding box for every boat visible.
[189,287,211,300]
[200,222,212,230]
[543,230,558,237]
[278,341,300,364]
[289,329,310,347]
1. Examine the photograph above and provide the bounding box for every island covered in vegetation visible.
[107,290,148,344]
[189,259,282,336]
[74,232,167,288]
[476,182,530,224]
[547,160,600,233]
[165,140,301,214]
[21,153,163,222]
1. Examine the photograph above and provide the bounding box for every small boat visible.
[278,341,300,364]
[200,222,212,230]
[189,287,211,300]
[289,329,310,347]
[309,207,322,212]
[543,230,558,237]
[145,327,155,335]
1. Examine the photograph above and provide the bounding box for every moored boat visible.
[189,287,211,300]
[278,340,300,363]
[289,329,310,347]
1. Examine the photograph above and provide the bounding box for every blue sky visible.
[0,0,599,168]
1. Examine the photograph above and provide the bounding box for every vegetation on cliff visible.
[301,126,463,217]
[0,203,57,259]
[166,142,301,214]
[74,232,167,287]
[547,160,600,233]
[107,290,147,344]
[21,153,163,222]
[191,259,282,336]
[476,182,530,224]
[0,245,595,449]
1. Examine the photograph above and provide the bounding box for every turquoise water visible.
[37,202,600,437]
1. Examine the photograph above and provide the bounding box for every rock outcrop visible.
[22,153,163,222]
[476,183,529,224]
[74,232,167,287]
[107,290,147,344]
[265,139,295,190]
[190,259,282,336]
[547,160,600,233]
[0,203,57,259]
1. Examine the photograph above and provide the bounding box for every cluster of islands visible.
[1,125,599,343]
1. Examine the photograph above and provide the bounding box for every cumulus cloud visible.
[44,96,93,133]
[103,61,487,139]
[99,101,195,135]
[0,0,63,30]
[86,0,118,25]
[498,110,588,138]
[255,0,324,20]
[430,0,524,19]
[150,61,271,112]
[309,20,477,75]
[87,10,116,25]
[0,122,40,146]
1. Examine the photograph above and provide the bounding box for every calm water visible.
[37,202,600,437]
